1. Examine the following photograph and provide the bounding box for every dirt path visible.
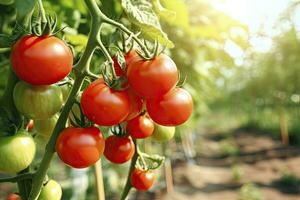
[159,130,300,200]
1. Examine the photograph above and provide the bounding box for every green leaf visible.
[15,0,37,21]
[121,0,174,48]
[0,34,13,48]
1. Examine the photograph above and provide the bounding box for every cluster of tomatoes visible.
[1,33,192,199]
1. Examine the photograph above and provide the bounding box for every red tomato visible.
[104,135,135,164]
[11,35,73,85]
[26,119,34,131]
[127,54,178,98]
[125,88,143,121]
[56,127,105,168]
[131,168,155,191]
[81,79,130,126]
[127,115,154,139]
[113,51,138,77]
[6,194,20,200]
[146,88,193,126]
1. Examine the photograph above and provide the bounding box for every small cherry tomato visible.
[38,179,62,200]
[6,194,20,200]
[81,79,130,126]
[146,88,193,126]
[104,135,135,164]
[113,51,139,77]
[56,127,105,168]
[11,35,73,85]
[127,54,178,98]
[127,115,154,139]
[131,168,155,191]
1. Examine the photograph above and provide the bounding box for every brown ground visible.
[136,130,300,200]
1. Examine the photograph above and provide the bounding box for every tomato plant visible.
[38,180,62,200]
[127,54,178,98]
[81,79,130,126]
[0,131,35,173]
[104,135,135,164]
[146,88,193,126]
[56,127,105,168]
[11,35,73,85]
[0,0,194,198]
[130,168,155,191]
[151,123,175,142]
[13,81,63,119]
[127,115,154,139]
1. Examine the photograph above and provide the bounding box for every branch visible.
[0,173,33,183]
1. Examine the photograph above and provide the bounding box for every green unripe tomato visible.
[0,131,36,173]
[0,0,14,5]
[13,81,63,119]
[33,115,58,145]
[60,84,71,102]
[151,123,175,142]
[38,180,62,200]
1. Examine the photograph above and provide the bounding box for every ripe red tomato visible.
[131,168,155,191]
[81,79,130,126]
[125,88,143,121]
[127,115,154,139]
[56,127,105,168]
[6,194,20,200]
[113,51,138,77]
[11,35,73,85]
[127,54,178,98]
[146,88,193,126]
[104,135,135,164]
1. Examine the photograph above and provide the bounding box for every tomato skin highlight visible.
[104,135,135,164]
[11,35,73,85]
[0,131,36,174]
[127,115,154,139]
[13,81,63,119]
[131,168,155,191]
[146,88,193,126]
[127,54,178,98]
[81,79,130,126]
[56,127,105,168]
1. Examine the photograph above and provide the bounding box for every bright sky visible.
[211,0,299,58]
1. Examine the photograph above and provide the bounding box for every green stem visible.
[0,173,33,183]
[97,9,151,57]
[120,139,138,200]
[27,0,102,199]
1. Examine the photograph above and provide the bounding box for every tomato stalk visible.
[120,139,138,200]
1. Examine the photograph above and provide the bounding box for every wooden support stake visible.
[164,158,174,193]
[94,159,105,200]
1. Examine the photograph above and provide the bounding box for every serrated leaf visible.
[64,34,88,52]
[15,0,37,21]
[121,0,174,48]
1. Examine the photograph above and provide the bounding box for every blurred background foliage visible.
[1,0,300,199]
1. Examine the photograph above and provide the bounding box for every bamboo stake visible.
[94,159,105,200]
